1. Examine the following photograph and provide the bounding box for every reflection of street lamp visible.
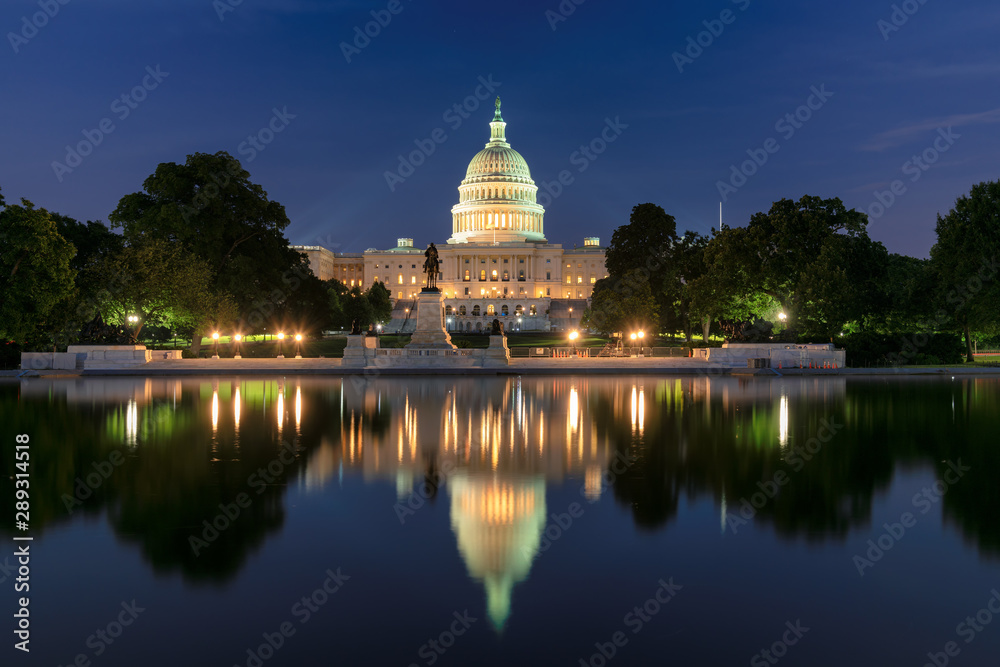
[277,332,285,359]
[212,332,220,359]
[234,333,242,359]
[295,334,303,359]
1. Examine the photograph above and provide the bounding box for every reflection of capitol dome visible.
[449,98,547,244]
[449,473,546,630]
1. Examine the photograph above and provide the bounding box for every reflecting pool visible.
[2,375,999,666]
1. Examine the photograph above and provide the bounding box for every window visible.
[502,271,509,281]
[459,306,467,316]
[546,259,551,263]
[480,270,486,281]
[518,270,525,280]
[445,306,453,316]
[412,264,416,269]
[411,276,416,284]
[464,287,470,295]
[472,305,481,316]
[590,275,596,284]
[487,305,495,315]
[515,304,523,315]
[566,276,571,284]
[530,305,537,315]
[501,305,509,316]
[397,274,403,284]
[491,270,498,281]
[519,258,524,264]
[546,288,551,296]
[577,276,583,284]
[464,269,470,281]
[566,264,571,268]
[546,271,551,280]
[398,265,402,269]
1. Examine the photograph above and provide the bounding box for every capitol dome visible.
[448,99,546,244]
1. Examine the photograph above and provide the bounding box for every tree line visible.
[584,185,1000,363]
[0,151,390,360]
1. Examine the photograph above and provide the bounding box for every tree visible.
[341,286,375,330]
[88,238,233,339]
[604,203,679,335]
[702,195,876,337]
[930,180,1000,361]
[605,203,677,277]
[0,192,76,346]
[109,152,307,350]
[582,274,659,336]
[366,282,392,325]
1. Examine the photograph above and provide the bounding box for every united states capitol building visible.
[295,99,607,332]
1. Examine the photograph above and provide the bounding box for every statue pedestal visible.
[342,335,378,367]
[405,290,456,351]
[483,335,510,368]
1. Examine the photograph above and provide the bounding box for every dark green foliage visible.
[838,332,964,367]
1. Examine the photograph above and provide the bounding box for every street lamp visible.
[277,332,285,359]
[295,334,303,359]
[637,330,645,356]
[778,312,787,322]
[569,330,579,356]
[630,332,637,355]
[234,333,242,359]
[212,332,220,359]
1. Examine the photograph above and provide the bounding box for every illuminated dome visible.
[449,98,546,244]
[465,146,533,180]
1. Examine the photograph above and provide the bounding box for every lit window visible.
[411,276,416,284]
[577,276,583,284]
[398,274,403,284]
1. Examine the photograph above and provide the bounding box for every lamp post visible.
[295,334,303,359]
[569,330,579,357]
[277,332,285,359]
[637,330,645,356]
[212,332,220,359]
[234,333,242,359]
[630,332,637,356]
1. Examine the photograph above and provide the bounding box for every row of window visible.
[445,304,537,317]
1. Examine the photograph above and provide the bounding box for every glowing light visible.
[569,386,579,432]
[569,330,579,342]
[234,333,242,342]
[212,332,219,341]
[779,394,789,449]
[778,312,787,321]
[125,399,138,448]
[295,384,302,431]
[295,334,302,342]
[234,386,241,431]
[278,332,285,340]
[211,388,219,432]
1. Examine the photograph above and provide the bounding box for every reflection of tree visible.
[590,377,1000,558]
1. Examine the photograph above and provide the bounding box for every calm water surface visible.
[2,375,999,667]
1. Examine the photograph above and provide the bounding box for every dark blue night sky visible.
[2,0,998,258]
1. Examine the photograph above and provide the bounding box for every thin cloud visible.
[860,107,1000,152]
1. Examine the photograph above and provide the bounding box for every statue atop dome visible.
[493,96,502,121]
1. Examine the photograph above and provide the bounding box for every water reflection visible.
[3,375,1000,628]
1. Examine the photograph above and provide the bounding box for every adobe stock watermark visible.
[407,610,478,667]
[726,417,844,534]
[233,567,349,667]
[750,620,810,666]
[545,0,588,31]
[51,65,170,182]
[54,600,145,666]
[578,578,683,667]
[394,459,456,524]
[877,0,931,41]
[863,126,959,221]
[716,84,834,202]
[7,0,71,54]
[523,451,636,562]
[535,117,628,208]
[672,0,752,73]
[922,589,1000,667]
[384,75,502,192]
[340,0,413,63]
[61,449,127,513]
[188,441,298,556]
[852,459,969,576]
[237,107,296,162]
